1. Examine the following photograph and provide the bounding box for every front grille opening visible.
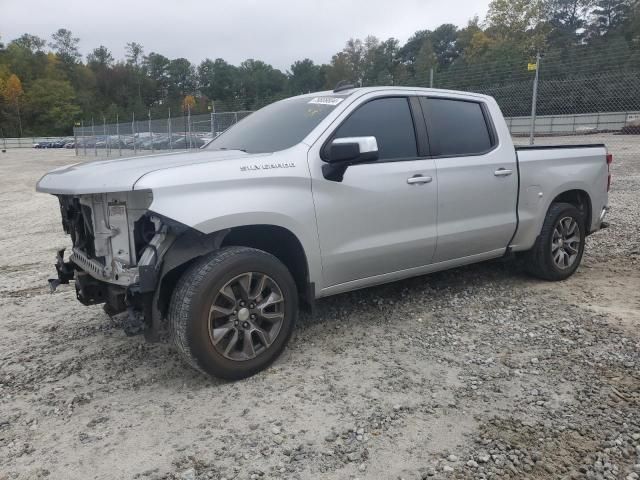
[59,196,104,265]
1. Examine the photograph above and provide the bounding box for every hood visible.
[36,149,263,195]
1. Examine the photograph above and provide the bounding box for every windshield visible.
[206,94,347,153]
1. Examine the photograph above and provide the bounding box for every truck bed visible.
[510,143,609,251]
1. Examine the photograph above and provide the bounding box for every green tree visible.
[361,37,405,85]
[167,58,196,98]
[24,78,80,134]
[87,46,114,69]
[125,42,144,67]
[547,0,593,46]
[414,39,437,84]
[49,28,80,64]
[325,52,355,88]
[399,30,431,66]
[288,59,325,94]
[125,42,145,105]
[236,59,287,109]
[198,58,238,107]
[430,24,461,67]
[343,38,365,83]
[590,0,633,35]
[486,0,548,52]
[10,34,46,53]
[145,52,171,103]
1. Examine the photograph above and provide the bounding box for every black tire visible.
[525,202,586,281]
[168,246,298,380]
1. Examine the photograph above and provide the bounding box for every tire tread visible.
[525,202,584,281]
[168,246,276,375]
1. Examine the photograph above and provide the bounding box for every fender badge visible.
[240,162,295,172]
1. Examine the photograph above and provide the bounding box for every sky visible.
[1,0,492,71]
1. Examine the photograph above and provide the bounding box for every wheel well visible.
[551,189,592,232]
[220,225,311,308]
[154,224,312,334]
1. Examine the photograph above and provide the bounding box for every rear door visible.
[419,96,518,262]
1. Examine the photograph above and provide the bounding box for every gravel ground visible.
[0,140,638,480]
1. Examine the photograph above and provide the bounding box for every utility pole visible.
[187,104,192,149]
[210,101,215,137]
[103,116,108,156]
[116,113,121,157]
[168,107,172,151]
[73,121,78,156]
[82,120,86,156]
[149,109,153,153]
[92,118,96,156]
[133,112,137,155]
[529,52,541,146]
[429,68,434,88]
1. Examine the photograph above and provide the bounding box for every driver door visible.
[308,95,438,291]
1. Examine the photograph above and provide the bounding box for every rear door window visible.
[333,97,418,160]
[421,98,493,156]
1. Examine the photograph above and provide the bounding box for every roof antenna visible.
[333,80,356,93]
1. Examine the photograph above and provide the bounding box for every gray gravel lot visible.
[0,140,638,480]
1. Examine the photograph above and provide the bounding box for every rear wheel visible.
[168,246,298,380]
[525,202,586,281]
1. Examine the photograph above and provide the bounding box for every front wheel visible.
[524,202,586,281]
[168,246,298,380]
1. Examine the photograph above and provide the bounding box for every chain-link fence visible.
[72,110,252,157]
[73,46,640,162]
[428,45,640,161]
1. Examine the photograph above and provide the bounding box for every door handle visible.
[494,168,513,177]
[407,175,433,185]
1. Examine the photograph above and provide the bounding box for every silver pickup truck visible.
[37,86,611,379]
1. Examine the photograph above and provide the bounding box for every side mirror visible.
[323,136,378,182]
[327,136,379,163]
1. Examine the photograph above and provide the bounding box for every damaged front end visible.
[50,190,176,340]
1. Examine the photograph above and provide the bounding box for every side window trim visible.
[420,96,498,159]
[321,95,425,164]
[409,96,431,157]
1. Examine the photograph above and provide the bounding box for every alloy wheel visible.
[551,216,581,270]
[208,272,285,361]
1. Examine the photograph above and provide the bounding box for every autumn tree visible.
[182,94,196,112]
[3,74,24,135]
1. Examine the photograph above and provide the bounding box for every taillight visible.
[606,153,612,191]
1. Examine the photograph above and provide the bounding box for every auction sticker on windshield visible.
[308,97,344,106]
